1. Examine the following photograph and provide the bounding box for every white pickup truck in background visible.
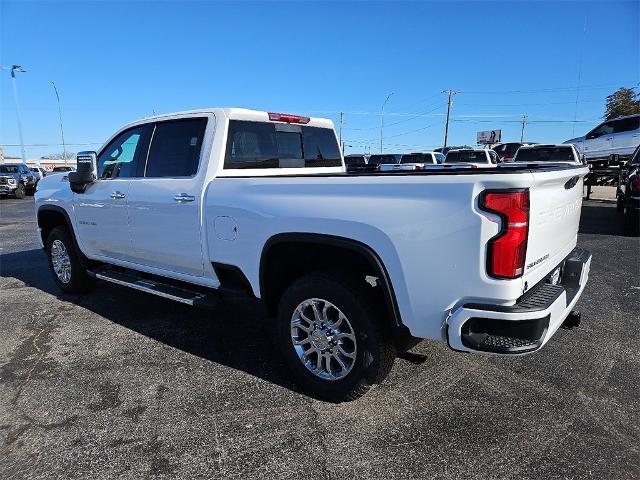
[35,108,592,401]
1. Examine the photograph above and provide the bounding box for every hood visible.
[563,136,584,144]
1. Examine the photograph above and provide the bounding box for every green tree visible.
[604,87,640,120]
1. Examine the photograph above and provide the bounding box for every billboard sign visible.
[477,130,502,144]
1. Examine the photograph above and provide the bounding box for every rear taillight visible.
[268,112,310,124]
[479,190,530,279]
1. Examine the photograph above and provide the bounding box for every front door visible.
[74,125,149,260]
[127,117,209,277]
[583,120,614,160]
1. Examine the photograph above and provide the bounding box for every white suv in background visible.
[564,114,640,161]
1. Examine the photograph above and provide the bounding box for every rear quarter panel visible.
[204,172,537,340]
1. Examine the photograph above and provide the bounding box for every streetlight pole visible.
[380,92,394,153]
[51,82,67,164]
[2,65,27,163]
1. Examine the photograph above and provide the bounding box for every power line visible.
[346,101,445,131]
[461,82,628,95]
[386,120,444,139]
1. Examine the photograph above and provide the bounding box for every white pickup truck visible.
[35,108,592,401]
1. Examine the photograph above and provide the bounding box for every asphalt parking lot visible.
[1,195,638,480]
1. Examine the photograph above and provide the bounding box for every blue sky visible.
[1,0,638,159]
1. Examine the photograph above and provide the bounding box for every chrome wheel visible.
[50,239,71,284]
[290,298,357,381]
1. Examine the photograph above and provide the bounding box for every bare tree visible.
[42,151,76,161]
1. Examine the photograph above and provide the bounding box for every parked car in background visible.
[380,152,445,172]
[444,148,498,167]
[344,154,375,173]
[367,154,402,167]
[0,163,37,198]
[30,166,48,183]
[434,145,473,157]
[344,154,367,167]
[512,144,582,165]
[564,114,640,161]
[493,142,538,162]
[616,144,640,233]
[401,152,444,165]
[52,166,76,173]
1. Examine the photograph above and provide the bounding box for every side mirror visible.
[69,151,97,193]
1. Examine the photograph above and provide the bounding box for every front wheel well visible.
[38,208,70,246]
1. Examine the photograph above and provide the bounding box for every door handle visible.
[174,193,195,203]
[605,137,613,140]
[110,191,126,199]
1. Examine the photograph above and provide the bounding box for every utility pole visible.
[339,111,344,153]
[380,92,394,153]
[1,65,27,162]
[520,115,527,142]
[443,89,458,148]
[51,82,67,164]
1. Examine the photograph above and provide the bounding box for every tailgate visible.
[524,166,588,286]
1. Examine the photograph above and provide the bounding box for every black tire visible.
[616,192,625,213]
[26,187,35,196]
[275,271,395,402]
[624,208,639,236]
[46,226,94,293]
[14,183,25,199]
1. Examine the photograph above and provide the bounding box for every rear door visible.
[74,125,150,259]
[127,117,210,276]
[612,116,640,157]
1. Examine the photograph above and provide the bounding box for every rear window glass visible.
[514,147,575,162]
[368,155,398,165]
[444,151,487,163]
[344,156,366,166]
[400,153,430,164]
[224,120,341,169]
[614,116,640,134]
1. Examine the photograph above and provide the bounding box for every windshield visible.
[0,165,20,174]
[368,155,398,165]
[444,151,488,163]
[515,147,575,162]
[493,143,521,156]
[631,145,640,165]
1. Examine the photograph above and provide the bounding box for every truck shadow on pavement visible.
[0,249,310,398]
[578,200,634,236]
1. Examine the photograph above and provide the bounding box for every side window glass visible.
[98,127,146,179]
[589,122,615,138]
[614,117,640,134]
[145,119,207,177]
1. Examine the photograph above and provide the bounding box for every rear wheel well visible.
[259,235,409,345]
